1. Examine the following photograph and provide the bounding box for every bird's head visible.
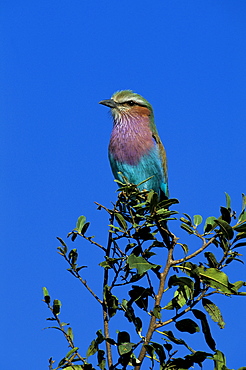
[99,90,154,123]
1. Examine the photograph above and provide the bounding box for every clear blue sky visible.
[1,1,246,369]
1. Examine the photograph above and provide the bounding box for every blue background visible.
[1,1,246,369]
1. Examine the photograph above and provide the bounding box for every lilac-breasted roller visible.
[99,90,168,200]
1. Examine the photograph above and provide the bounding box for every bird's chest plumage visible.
[109,116,155,165]
[108,112,167,196]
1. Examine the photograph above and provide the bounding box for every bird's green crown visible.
[112,90,153,112]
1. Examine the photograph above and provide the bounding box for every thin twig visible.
[171,236,216,265]
[79,233,107,252]
[110,258,124,289]
[45,302,85,365]
[61,253,103,305]
[156,287,209,329]
[95,201,113,215]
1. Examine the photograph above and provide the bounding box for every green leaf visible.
[105,337,116,345]
[174,262,200,276]
[117,330,130,344]
[127,254,157,275]
[180,217,192,226]
[147,189,155,202]
[97,349,106,370]
[67,327,74,341]
[156,209,174,216]
[121,300,143,334]
[232,242,246,249]
[125,243,136,253]
[234,232,246,242]
[42,287,49,296]
[132,226,156,241]
[193,214,203,227]
[241,193,246,212]
[157,198,179,209]
[168,275,194,291]
[137,175,154,187]
[115,212,128,230]
[151,342,166,364]
[53,299,62,315]
[58,357,66,367]
[117,331,134,355]
[81,222,90,235]
[175,319,200,334]
[76,215,86,233]
[159,330,193,351]
[234,222,246,233]
[147,190,158,213]
[57,246,67,255]
[220,206,231,223]
[129,285,153,311]
[133,317,142,334]
[164,287,188,310]
[238,194,246,222]
[95,329,105,345]
[118,342,134,356]
[68,249,78,264]
[213,350,226,370]
[214,219,234,240]
[152,305,161,319]
[204,216,217,233]
[168,357,192,368]
[185,351,210,365]
[238,210,246,223]
[71,232,78,241]
[180,243,189,254]
[192,309,216,351]
[225,192,231,209]
[204,252,219,268]
[168,275,194,304]
[86,339,98,357]
[163,342,172,352]
[198,267,237,294]
[57,237,68,249]
[121,299,135,321]
[183,213,193,223]
[99,256,121,269]
[42,287,50,304]
[65,347,79,359]
[103,286,118,318]
[76,265,87,272]
[83,365,95,370]
[232,280,246,293]
[202,298,225,329]
[63,366,83,370]
[180,223,194,234]
[143,344,155,358]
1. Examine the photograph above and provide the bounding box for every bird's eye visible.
[127,100,136,106]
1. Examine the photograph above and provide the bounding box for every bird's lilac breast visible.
[109,115,155,165]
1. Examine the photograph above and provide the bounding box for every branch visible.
[95,201,113,215]
[78,233,107,252]
[156,287,209,329]
[60,252,103,305]
[171,236,216,265]
[134,233,177,370]
[44,302,85,365]
[102,203,120,369]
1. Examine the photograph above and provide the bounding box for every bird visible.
[99,90,168,200]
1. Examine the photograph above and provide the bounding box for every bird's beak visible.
[99,99,117,109]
